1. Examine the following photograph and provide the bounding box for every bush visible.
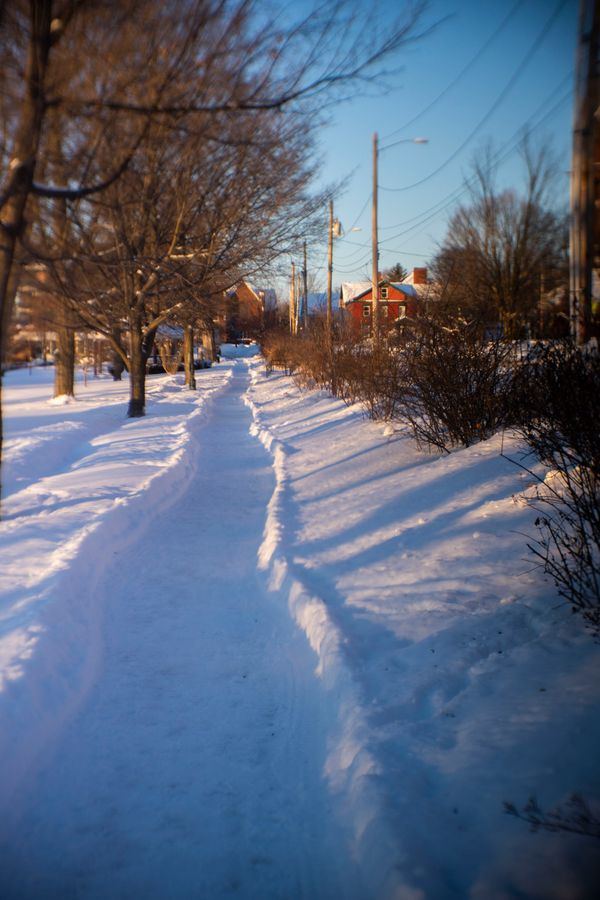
[261,317,517,451]
[321,341,406,420]
[291,324,335,393]
[261,325,600,634]
[397,317,516,452]
[261,330,301,375]
[512,342,600,633]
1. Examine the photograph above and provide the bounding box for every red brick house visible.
[340,277,420,336]
[221,281,265,341]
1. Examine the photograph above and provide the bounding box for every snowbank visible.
[244,356,600,899]
[0,366,232,808]
[2,357,599,897]
[245,372,408,898]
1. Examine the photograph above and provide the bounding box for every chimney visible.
[412,267,427,285]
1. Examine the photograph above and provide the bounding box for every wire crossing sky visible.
[308,0,576,291]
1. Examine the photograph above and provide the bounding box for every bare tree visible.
[42,103,331,416]
[431,142,568,338]
[1,0,424,360]
[0,0,425,496]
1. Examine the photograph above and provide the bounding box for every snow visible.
[340,282,417,306]
[340,281,372,304]
[1,353,599,898]
[389,282,417,297]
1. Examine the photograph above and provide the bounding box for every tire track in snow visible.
[245,359,421,900]
[0,370,231,817]
[1,361,359,900]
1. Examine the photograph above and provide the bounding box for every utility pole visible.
[295,268,301,334]
[371,132,379,343]
[570,0,599,344]
[326,200,334,339]
[290,261,296,335]
[302,241,309,331]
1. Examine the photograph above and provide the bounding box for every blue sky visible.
[305,0,577,290]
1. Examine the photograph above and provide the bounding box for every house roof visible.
[227,280,275,307]
[340,280,417,305]
[340,281,371,304]
[227,280,262,299]
[156,324,184,340]
[389,281,418,298]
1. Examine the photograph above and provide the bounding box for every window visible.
[362,304,371,317]
[381,305,389,317]
[397,304,406,319]
[381,287,388,299]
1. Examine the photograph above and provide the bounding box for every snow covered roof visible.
[156,324,184,340]
[340,282,371,305]
[307,291,329,310]
[226,280,261,301]
[340,281,417,305]
[389,282,417,298]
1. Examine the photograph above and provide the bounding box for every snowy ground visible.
[1,351,599,898]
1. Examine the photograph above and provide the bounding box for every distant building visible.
[340,268,428,336]
[221,281,266,341]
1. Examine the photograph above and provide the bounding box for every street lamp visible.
[326,201,342,335]
[372,134,428,342]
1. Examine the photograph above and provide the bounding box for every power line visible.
[334,255,372,275]
[379,0,568,193]
[374,73,573,244]
[331,78,571,278]
[329,31,571,278]
[376,248,431,258]
[334,239,375,263]
[340,192,370,237]
[381,0,525,143]
[379,87,572,248]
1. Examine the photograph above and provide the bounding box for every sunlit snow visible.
[1,352,598,898]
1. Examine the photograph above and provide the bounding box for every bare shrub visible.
[291,323,335,392]
[261,331,301,375]
[505,794,600,840]
[332,342,364,404]
[341,344,406,420]
[327,330,369,404]
[510,342,600,633]
[397,317,515,452]
[265,323,368,402]
[290,330,407,418]
[264,317,516,451]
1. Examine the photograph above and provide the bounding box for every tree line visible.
[0,0,425,503]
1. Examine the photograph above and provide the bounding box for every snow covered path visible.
[2,354,600,898]
[1,363,356,899]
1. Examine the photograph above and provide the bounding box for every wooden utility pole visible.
[302,241,309,330]
[371,132,379,342]
[570,0,599,344]
[290,261,296,335]
[326,200,334,338]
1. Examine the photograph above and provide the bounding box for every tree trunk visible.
[184,324,196,389]
[109,327,126,380]
[0,2,52,509]
[53,325,75,398]
[127,317,146,417]
[0,2,52,367]
[110,350,125,380]
[207,327,219,362]
[93,340,102,376]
